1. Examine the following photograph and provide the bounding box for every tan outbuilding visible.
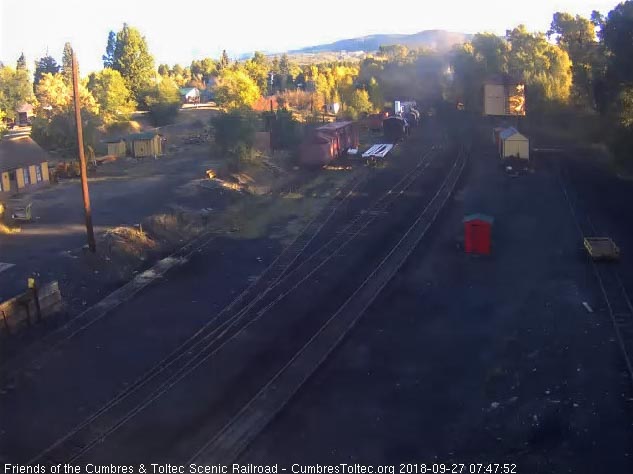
[105,139,126,157]
[499,127,529,160]
[0,136,50,197]
[127,132,164,158]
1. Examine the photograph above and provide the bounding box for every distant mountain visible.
[290,30,471,54]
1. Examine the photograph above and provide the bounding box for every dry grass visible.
[143,211,207,245]
[217,166,357,245]
[101,226,157,260]
[0,223,21,234]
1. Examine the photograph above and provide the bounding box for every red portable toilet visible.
[463,214,494,255]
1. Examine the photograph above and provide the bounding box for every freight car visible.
[299,121,359,167]
[383,116,409,143]
[366,112,389,132]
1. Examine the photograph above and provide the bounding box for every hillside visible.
[290,29,471,54]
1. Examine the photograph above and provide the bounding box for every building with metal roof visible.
[126,132,164,158]
[0,136,50,197]
[179,87,200,104]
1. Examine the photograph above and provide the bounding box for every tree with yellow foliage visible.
[35,72,98,115]
[31,73,100,156]
[215,67,260,110]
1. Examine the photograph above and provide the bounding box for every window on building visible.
[23,167,31,185]
[35,165,43,182]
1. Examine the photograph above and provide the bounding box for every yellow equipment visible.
[584,237,620,261]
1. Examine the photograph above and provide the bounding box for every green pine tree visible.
[16,53,27,71]
[61,42,74,84]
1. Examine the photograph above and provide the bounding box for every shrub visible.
[211,110,258,171]
[142,78,180,126]
[212,109,257,151]
[264,108,300,150]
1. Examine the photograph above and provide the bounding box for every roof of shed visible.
[0,136,50,173]
[499,127,519,139]
[15,103,34,113]
[463,213,494,224]
[485,73,524,86]
[179,87,199,95]
[127,132,161,141]
[500,127,528,141]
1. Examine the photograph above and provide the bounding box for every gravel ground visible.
[240,129,633,473]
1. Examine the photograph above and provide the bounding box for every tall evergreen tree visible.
[103,30,116,68]
[61,42,74,84]
[219,50,230,70]
[111,23,155,100]
[34,55,60,89]
[16,53,27,71]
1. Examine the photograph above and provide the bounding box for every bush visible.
[142,78,180,126]
[263,108,300,150]
[345,89,373,119]
[211,110,258,171]
[212,110,257,152]
[0,109,6,138]
[31,110,101,157]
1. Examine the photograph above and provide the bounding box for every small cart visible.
[584,237,620,261]
[11,203,32,222]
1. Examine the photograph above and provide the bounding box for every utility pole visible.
[71,50,96,252]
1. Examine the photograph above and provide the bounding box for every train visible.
[299,121,359,167]
[383,116,409,143]
[382,104,421,142]
[299,102,421,166]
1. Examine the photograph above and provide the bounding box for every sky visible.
[0,0,621,74]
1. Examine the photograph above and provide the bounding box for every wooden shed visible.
[0,136,50,197]
[15,103,35,126]
[104,139,126,157]
[127,132,164,158]
[499,128,529,160]
[464,214,494,255]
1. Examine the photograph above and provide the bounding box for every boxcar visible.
[300,121,359,167]
[366,112,389,131]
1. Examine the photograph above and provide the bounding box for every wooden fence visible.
[0,281,63,335]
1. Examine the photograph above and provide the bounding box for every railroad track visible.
[27,145,442,465]
[190,146,468,464]
[0,162,368,383]
[558,163,633,386]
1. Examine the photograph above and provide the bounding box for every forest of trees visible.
[1,1,633,166]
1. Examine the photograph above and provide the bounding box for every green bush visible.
[31,110,101,157]
[142,78,180,126]
[263,108,300,150]
[212,110,257,152]
[211,110,258,171]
